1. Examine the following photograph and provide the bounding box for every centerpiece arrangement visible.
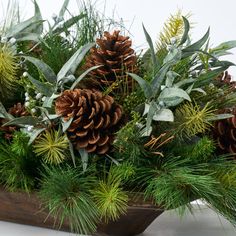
[1,1,236,235]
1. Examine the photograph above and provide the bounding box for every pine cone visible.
[55,89,123,154]
[83,30,138,90]
[0,103,28,140]
[215,71,236,91]
[213,108,236,154]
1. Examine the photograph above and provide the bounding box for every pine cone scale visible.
[55,89,122,154]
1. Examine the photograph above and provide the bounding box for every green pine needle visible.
[39,165,100,234]
[0,132,38,192]
[174,102,215,139]
[34,130,69,165]
[0,44,19,100]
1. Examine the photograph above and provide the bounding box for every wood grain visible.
[0,187,163,236]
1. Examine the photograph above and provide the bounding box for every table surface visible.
[0,205,235,236]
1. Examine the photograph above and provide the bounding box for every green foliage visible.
[0,131,39,192]
[0,44,19,101]
[203,157,236,226]
[39,165,99,234]
[174,102,215,139]
[114,112,144,163]
[156,10,189,63]
[39,35,74,74]
[138,156,216,211]
[92,163,134,222]
[123,89,145,113]
[34,130,69,165]
[74,1,104,48]
[167,137,216,165]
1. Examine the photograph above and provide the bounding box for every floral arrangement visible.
[1,0,236,234]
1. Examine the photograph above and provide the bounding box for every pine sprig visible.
[0,131,39,192]
[156,10,190,63]
[174,102,215,139]
[39,165,100,234]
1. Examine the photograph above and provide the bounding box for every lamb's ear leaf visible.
[23,56,57,84]
[179,16,190,46]
[159,87,191,102]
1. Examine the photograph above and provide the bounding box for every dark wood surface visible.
[0,187,163,236]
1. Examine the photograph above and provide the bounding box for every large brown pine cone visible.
[0,103,28,140]
[83,30,138,90]
[213,108,236,154]
[55,89,123,154]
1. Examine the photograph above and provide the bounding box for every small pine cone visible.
[83,30,138,90]
[213,108,236,154]
[0,103,28,140]
[215,71,236,91]
[55,89,123,154]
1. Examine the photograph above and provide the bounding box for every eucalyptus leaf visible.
[182,28,210,56]
[71,65,102,90]
[62,117,73,132]
[179,16,190,46]
[28,127,46,145]
[23,56,57,84]
[165,71,179,87]
[59,0,70,18]
[174,78,196,88]
[142,24,159,70]
[57,43,94,82]
[128,73,153,99]
[207,113,234,121]
[53,14,85,34]
[191,88,207,95]
[6,0,42,37]
[146,101,158,133]
[69,140,76,167]
[15,32,41,42]
[27,74,54,96]
[79,149,88,172]
[194,66,229,87]
[211,40,236,52]
[163,47,182,64]
[0,102,14,120]
[151,62,172,93]
[43,94,60,108]
[2,116,40,127]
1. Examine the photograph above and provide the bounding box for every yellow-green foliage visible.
[0,44,18,100]
[34,130,69,165]
[156,10,190,61]
[175,102,215,139]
